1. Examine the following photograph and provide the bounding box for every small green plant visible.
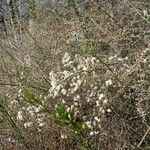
[53,105,72,127]
[53,105,92,149]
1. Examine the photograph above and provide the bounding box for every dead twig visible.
[137,126,150,148]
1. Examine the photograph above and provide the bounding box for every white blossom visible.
[96,100,100,107]
[62,53,71,66]
[90,131,94,136]
[94,131,99,135]
[35,105,43,113]
[143,10,148,16]
[39,122,45,127]
[107,109,112,113]
[103,99,108,104]
[85,121,92,129]
[61,88,67,95]
[98,94,105,101]
[94,116,100,122]
[61,133,67,139]
[17,111,23,120]
[105,79,112,86]
[24,122,32,128]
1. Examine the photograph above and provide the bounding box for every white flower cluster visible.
[62,52,72,67]
[46,53,112,136]
[47,53,99,98]
[16,104,46,129]
[105,79,113,86]
[61,133,67,139]
[9,100,18,109]
[17,110,24,121]
[108,54,130,75]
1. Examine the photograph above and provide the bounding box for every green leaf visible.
[55,106,65,116]
[54,119,70,126]
[72,122,85,135]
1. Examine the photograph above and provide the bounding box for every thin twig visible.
[138,126,150,148]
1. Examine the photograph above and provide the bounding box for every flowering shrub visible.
[1,47,148,149]
[0,1,150,149]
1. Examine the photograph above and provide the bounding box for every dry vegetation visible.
[0,0,150,150]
